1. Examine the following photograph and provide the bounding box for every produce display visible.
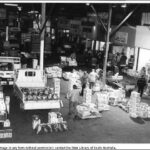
[21,87,59,101]
[45,66,62,78]
[32,112,68,134]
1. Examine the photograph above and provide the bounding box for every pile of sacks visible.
[76,103,102,119]
[32,112,68,134]
[45,66,62,78]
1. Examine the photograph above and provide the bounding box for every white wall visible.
[138,48,150,71]
[135,26,150,49]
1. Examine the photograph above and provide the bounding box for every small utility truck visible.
[0,56,21,85]
[13,68,63,110]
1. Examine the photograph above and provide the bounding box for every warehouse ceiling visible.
[0,3,150,26]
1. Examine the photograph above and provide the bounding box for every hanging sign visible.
[114,31,128,45]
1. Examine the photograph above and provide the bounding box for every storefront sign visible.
[114,31,128,45]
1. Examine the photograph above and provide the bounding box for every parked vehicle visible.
[14,68,63,110]
[0,57,21,85]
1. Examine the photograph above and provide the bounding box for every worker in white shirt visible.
[88,69,99,89]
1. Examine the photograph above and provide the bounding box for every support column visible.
[40,3,46,71]
[102,5,112,85]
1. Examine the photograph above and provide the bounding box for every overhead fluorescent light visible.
[28,10,39,14]
[4,3,18,7]
[121,4,127,8]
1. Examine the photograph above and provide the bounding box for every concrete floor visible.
[1,79,150,143]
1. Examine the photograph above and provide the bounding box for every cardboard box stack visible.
[136,102,149,118]
[68,72,82,91]
[109,88,126,106]
[83,87,92,104]
[148,106,150,118]
[46,66,62,78]
[95,92,110,111]
[128,91,141,118]
[53,78,61,98]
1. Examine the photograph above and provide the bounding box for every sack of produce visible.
[32,115,41,130]
[61,121,68,131]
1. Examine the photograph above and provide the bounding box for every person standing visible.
[119,52,127,74]
[80,71,89,96]
[67,85,81,118]
[137,75,147,97]
[88,69,98,89]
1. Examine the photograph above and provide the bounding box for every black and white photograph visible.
[0,0,150,149]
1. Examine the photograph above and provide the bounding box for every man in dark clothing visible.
[119,52,127,74]
[137,75,147,97]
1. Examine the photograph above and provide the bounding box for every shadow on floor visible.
[130,117,145,124]
[143,118,150,121]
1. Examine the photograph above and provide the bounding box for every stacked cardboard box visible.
[53,78,61,98]
[46,66,62,78]
[129,91,141,118]
[148,106,150,118]
[68,72,82,91]
[136,102,148,118]
[83,87,92,104]
[109,88,126,106]
[95,92,110,111]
